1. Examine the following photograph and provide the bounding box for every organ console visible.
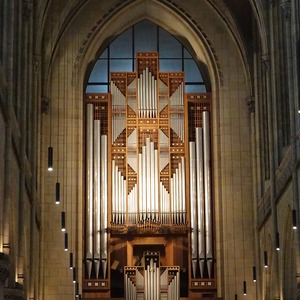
[83,52,215,299]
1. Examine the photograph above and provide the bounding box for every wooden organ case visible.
[83,52,216,299]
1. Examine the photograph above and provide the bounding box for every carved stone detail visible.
[246,96,255,114]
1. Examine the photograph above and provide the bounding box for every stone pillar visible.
[247,96,261,300]
[262,52,280,298]
[281,0,300,295]
[0,253,10,300]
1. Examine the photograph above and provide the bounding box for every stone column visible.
[247,96,261,300]
[262,52,280,298]
[281,0,300,295]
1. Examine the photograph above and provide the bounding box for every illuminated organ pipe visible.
[189,141,198,279]
[203,111,213,278]
[127,185,137,224]
[136,138,160,222]
[168,272,180,300]
[111,162,127,225]
[144,259,160,300]
[138,68,157,118]
[154,150,159,221]
[196,127,205,278]
[160,182,169,224]
[86,104,93,279]
[189,113,213,279]
[111,160,116,223]
[100,135,108,279]
[85,104,108,279]
[138,153,143,220]
[93,119,101,278]
[171,158,186,224]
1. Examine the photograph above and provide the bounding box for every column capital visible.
[0,253,10,283]
[246,96,255,114]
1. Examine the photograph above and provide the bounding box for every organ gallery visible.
[83,52,214,298]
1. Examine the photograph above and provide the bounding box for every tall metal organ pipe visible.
[196,127,205,278]
[189,141,198,278]
[93,119,101,278]
[112,160,116,223]
[86,103,93,279]
[101,135,108,278]
[137,138,160,222]
[171,158,186,225]
[203,111,213,278]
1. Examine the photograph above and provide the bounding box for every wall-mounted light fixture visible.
[252,266,257,282]
[64,233,68,251]
[48,146,53,171]
[292,209,297,229]
[264,251,268,268]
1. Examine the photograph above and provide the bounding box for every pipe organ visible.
[84,52,215,299]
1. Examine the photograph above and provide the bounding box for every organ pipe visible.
[181,156,186,224]
[93,120,101,278]
[154,150,159,221]
[138,68,157,118]
[86,103,93,279]
[138,153,143,221]
[203,111,213,278]
[112,160,116,223]
[170,158,186,225]
[142,145,147,220]
[101,135,108,278]
[189,141,198,278]
[196,127,205,278]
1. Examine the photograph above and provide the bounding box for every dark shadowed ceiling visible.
[223,0,253,42]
